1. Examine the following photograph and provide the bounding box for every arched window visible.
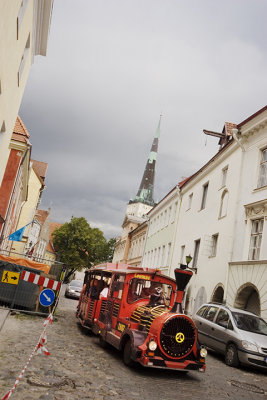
[219,190,228,218]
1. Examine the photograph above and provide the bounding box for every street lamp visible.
[185,254,192,266]
[186,254,198,273]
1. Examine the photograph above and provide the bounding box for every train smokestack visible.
[171,267,193,313]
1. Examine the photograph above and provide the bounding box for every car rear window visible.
[70,280,83,287]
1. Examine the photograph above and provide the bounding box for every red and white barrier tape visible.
[21,271,61,291]
[1,313,53,400]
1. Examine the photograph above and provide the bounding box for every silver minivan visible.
[193,303,267,370]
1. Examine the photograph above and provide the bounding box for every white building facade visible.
[142,186,180,275]
[225,107,267,319]
[169,106,267,319]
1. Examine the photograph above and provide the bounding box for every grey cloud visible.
[19,0,267,238]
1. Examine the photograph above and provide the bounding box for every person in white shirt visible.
[100,283,109,298]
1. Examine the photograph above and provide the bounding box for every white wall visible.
[142,187,180,274]
[171,142,243,314]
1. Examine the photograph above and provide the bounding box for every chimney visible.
[171,267,193,313]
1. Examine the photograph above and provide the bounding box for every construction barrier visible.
[0,253,65,315]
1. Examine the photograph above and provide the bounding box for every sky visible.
[19,0,267,239]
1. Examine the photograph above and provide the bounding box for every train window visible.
[111,274,125,299]
[127,278,172,306]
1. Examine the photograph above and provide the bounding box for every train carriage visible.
[77,263,206,372]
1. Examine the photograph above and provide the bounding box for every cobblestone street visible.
[0,291,267,400]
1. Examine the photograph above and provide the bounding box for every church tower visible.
[134,114,161,206]
[113,116,162,263]
[126,115,161,220]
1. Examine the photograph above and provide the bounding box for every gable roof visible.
[46,221,63,254]
[35,209,49,225]
[12,116,30,144]
[31,160,48,182]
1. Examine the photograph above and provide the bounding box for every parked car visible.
[65,280,83,299]
[193,303,267,370]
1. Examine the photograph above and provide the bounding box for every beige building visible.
[0,0,53,186]
[127,221,148,267]
[11,159,47,255]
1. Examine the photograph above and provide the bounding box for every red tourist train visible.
[77,263,207,372]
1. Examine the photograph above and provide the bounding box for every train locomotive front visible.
[77,263,206,372]
[121,267,206,371]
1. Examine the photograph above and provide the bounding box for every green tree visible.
[102,237,116,262]
[52,217,111,281]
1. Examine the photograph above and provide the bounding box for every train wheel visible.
[123,340,135,367]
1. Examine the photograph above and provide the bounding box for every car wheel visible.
[225,344,239,367]
[123,340,135,367]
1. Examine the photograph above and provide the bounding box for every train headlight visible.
[148,340,157,351]
[200,347,207,358]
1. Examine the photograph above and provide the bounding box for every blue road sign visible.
[39,288,55,307]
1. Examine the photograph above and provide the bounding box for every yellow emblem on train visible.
[175,332,185,343]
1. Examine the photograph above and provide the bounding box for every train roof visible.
[87,263,176,283]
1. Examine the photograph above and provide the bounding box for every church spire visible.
[133,115,162,206]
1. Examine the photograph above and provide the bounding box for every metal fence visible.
[0,249,65,316]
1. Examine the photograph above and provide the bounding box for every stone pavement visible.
[0,294,267,400]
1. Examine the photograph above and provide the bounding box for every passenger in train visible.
[99,281,109,298]
[88,279,99,299]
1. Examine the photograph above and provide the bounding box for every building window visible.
[171,203,176,223]
[17,0,29,39]
[249,218,264,260]
[180,245,185,264]
[160,213,163,229]
[219,190,229,218]
[168,206,172,224]
[18,34,30,86]
[158,246,162,266]
[210,234,218,257]
[258,148,267,188]
[221,166,228,188]
[188,193,193,210]
[1,121,6,133]
[200,183,209,210]
[164,209,168,227]
[154,248,158,267]
[161,245,165,266]
[192,239,201,269]
[165,242,172,266]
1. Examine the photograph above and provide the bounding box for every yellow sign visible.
[134,274,151,280]
[1,270,20,285]
[175,332,185,343]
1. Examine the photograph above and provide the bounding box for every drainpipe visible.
[140,215,150,267]
[223,128,245,304]
[168,185,181,276]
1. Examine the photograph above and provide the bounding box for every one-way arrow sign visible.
[39,288,55,307]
